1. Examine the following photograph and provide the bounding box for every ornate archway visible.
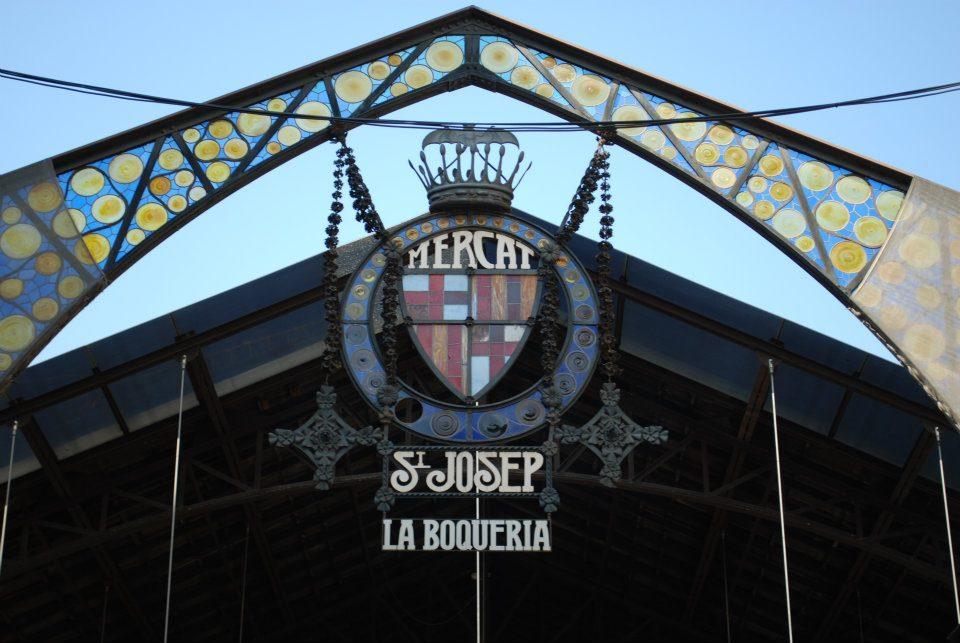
[1,7,958,422]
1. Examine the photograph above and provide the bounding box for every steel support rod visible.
[476,496,482,643]
[935,426,960,624]
[163,355,188,643]
[768,358,794,643]
[0,420,18,577]
[239,525,250,643]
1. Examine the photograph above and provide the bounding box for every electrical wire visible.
[1,66,958,133]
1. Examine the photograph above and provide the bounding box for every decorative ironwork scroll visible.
[268,385,380,490]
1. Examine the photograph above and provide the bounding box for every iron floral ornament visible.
[268,386,381,490]
[557,383,668,487]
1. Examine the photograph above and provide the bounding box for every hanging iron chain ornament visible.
[341,139,403,511]
[555,141,669,487]
[269,136,395,491]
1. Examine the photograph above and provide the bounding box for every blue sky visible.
[1,0,958,364]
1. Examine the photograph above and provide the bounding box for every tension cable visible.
[1,66,957,133]
[0,420,18,578]
[767,358,794,643]
[935,426,960,627]
[162,354,188,643]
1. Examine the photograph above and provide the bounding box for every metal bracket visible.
[268,385,381,490]
[556,382,668,487]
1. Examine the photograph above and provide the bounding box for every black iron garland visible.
[533,142,609,511]
[595,150,619,381]
[339,138,403,511]
[270,135,402,495]
[550,140,669,487]
[318,138,347,375]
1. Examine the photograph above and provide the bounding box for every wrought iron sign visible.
[269,128,667,553]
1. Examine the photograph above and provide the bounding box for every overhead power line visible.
[1,66,958,133]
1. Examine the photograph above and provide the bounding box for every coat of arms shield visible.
[400,228,540,401]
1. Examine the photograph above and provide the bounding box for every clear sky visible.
[1,0,958,364]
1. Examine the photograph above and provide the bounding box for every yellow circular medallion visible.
[747,176,768,193]
[76,233,110,264]
[510,66,539,90]
[405,65,433,89]
[830,241,867,274]
[669,114,706,142]
[552,64,576,83]
[52,209,85,238]
[149,176,171,196]
[224,138,249,160]
[708,125,735,145]
[711,167,737,189]
[70,168,105,197]
[903,324,946,361]
[655,103,676,119]
[182,128,201,143]
[0,223,41,259]
[277,126,302,147]
[836,175,872,204]
[237,113,271,137]
[295,101,331,133]
[57,275,84,299]
[425,40,464,72]
[125,228,145,245]
[32,298,58,322]
[797,161,834,191]
[194,140,220,161]
[92,194,125,224]
[168,195,187,213]
[814,201,849,232]
[0,315,35,352]
[769,182,793,202]
[208,120,234,139]
[916,284,942,309]
[723,146,748,168]
[571,75,610,107]
[108,154,144,184]
[205,162,231,183]
[772,209,806,238]
[854,283,882,308]
[0,279,22,300]
[898,233,940,269]
[640,130,665,150]
[611,105,646,137]
[135,203,168,231]
[876,190,904,221]
[34,251,61,275]
[796,236,815,253]
[758,155,784,177]
[853,216,887,247]
[694,142,720,165]
[174,170,194,187]
[754,200,775,220]
[368,61,390,80]
[335,70,373,103]
[27,182,63,212]
[1,207,20,224]
[877,261,905,284]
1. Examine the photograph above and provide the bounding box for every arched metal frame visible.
[0,7,938,415]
